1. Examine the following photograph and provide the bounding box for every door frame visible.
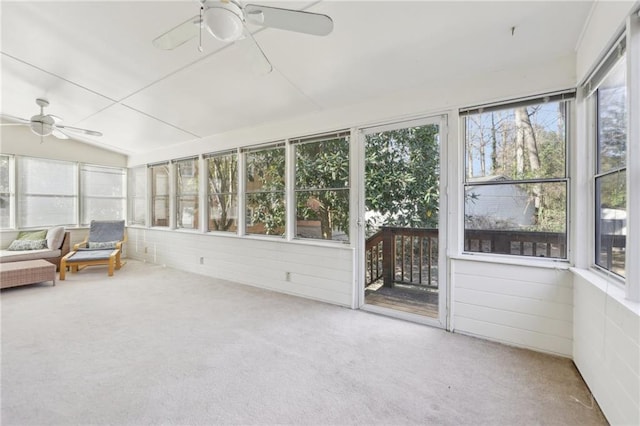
[354,114,449,328]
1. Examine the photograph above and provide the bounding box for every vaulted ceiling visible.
[1,1,593,155]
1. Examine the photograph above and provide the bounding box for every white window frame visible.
[459,91,574,261]
[80,164,126,226]
[581,11,640,301]
[149,162,170,228]
[128,165,147,227]
[291,131,351,243]
[243,142,286,237]
[173,156,199,231]
[16,156,78,228]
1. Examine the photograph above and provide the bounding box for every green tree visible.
[365,125,440,235]
[295,137,350,240]
[246,147,286,235]
[208,154,238,231]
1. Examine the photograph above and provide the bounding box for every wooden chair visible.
[60,220,126,280]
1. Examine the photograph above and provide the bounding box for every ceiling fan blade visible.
[56,124,102,137]
[244,4,333,36]
[51,128,70,139]
[241,25,273,75]
[49,114,63,124]
[153,14,202,50]
[0,123,30,127]
[0,113,30,124]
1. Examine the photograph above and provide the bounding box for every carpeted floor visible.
[1,260,605,425]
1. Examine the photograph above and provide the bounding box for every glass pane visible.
[365,125,440,235]
[465,101,567,180]
[595,171,626,277]
[129,166,146,197]
[296,189,349,241]
[129,167,146,226]
[209,193,237,232]
[464,182,567,258]
[152,196,169,227]
[597,57,627,173]
[0,156,10,228]
[152,165,169,196]
[20,196,76,227]
[246,147,285,192]
[208,154,237,193]
[295,137,349,190]
[81,165,125,225]
[19,157,76,196]
[81,165,125,197]
[176,195,198,229]
[0,156,9,193]
[176,159,198,194]
[151,165,169,226]
[246,192,285,236]
[82,198,125,223]
[131,197,146,226]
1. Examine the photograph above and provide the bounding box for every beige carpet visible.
[1,260,605,425]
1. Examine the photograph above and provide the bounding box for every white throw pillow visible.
[46,226,65,249]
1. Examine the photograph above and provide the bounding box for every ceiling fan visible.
[153,0,334,73]
[0,98,102,142]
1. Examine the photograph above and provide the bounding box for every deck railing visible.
[366,227,439,289]
[464,229,567,258]
[365,227,570,289]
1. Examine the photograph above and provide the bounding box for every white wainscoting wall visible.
[451,258,573,357]
[125,227,355,308]
[572,270,640,426]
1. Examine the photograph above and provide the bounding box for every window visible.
[245,144,285,236]
[0,155,13,228]
[150,163,170,227]
[293,132,350,242]
[206,151,238,232]
[593,54,627,278]
[17,157,77,227]
[461,93,572,258]
[80,165,125,225]
[175,157,199,230]
[128,166,147,226]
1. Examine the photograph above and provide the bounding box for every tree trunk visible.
[490,113,498,173]
[514,108,526,176]
[320,208,332,240]
[515,107,540,173]
[515,107,542,221]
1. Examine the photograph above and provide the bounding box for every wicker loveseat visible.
[0,227,70,271]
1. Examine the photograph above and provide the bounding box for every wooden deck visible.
[365,282,439,318]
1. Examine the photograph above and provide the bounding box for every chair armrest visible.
[73,238,88,251]
[115,232,127,250]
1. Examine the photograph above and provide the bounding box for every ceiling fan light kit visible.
[205,2,244,42]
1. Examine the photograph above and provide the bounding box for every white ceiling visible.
[1,1,593,156]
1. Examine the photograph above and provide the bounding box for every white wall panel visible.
[125,228,354,307]
[452,258,573,357]
[573,271,640,426]
[575,1,636,83]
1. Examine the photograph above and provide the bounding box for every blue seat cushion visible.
[67,250,115,262]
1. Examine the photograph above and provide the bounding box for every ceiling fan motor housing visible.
[30,114,55,136]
